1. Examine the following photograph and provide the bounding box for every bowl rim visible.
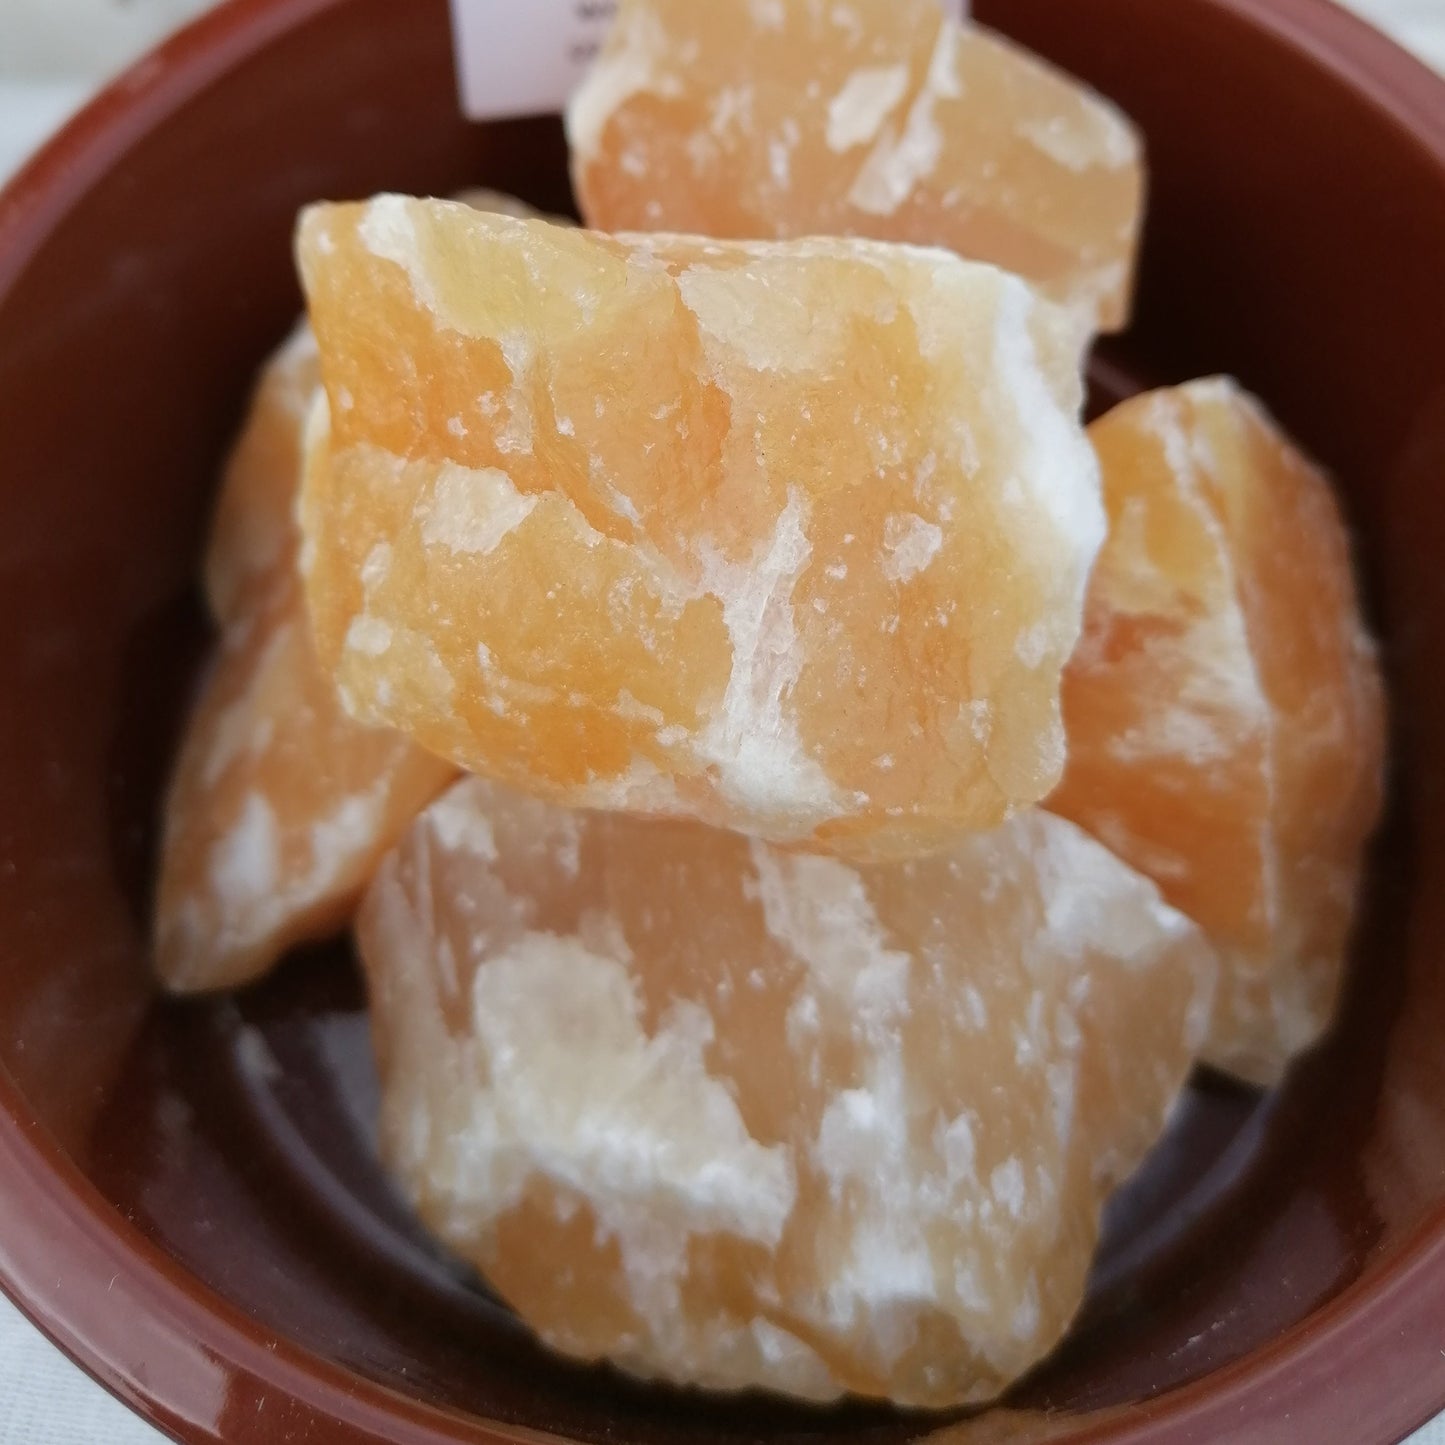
[2,0,1445,1441]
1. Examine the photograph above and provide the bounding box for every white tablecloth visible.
[2,0,1444,1440]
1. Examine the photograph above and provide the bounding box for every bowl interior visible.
[1,0,1444,1441]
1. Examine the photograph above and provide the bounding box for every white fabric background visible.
[1,0,1443,1440]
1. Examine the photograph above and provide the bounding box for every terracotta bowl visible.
[1,0,1443,1440]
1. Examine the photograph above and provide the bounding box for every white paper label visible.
[451,0,969,123]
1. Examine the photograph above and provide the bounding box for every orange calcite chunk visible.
[156,570,455,992]
[568,0,1144,331]
[1050,380,1386,1085]
[204,320,319,626]
[296,198,1104,856]
[360,777,1216,1407]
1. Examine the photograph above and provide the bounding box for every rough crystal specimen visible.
[296,197,1103,857]
[158,352,452,993]
[204,319,319,626]
[155,568,455,992]
[568,0,1144,331]
[359,776,1216,1407]
[1050,380,1387,1085]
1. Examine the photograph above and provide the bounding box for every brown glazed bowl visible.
[1,0,1444,1440]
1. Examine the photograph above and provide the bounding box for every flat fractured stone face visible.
[1051,380,1387,1085]
[360,776,1216,1408]
[203,188,565,632]
[568,0,1145,332]
[296,198,1104,858]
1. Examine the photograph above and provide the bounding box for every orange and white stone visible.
[568,0,1144,331]
[204,319,320,627]
[156,568,455,993]
[360,777,1216,1407]
[296,197,1104,857]
[203,190,563,628]
[1051,380,1386,1085]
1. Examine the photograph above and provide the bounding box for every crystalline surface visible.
[203,190,561,628]
[161,193,558,991]
[156,569,455,992]
[159,353,450,993]
[1050,380,1386,1084]
[296,197,1104,857]
[359,776,1216,1408]
[568,0,1144,331]
[204,319,320,626]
